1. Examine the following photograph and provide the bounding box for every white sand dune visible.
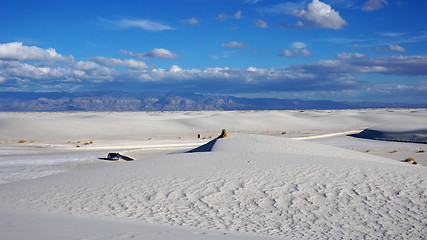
[0,109,426,239]
[1,134,426,239]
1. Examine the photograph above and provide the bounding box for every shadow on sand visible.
[186,129,227,153]
[186,139,218,153]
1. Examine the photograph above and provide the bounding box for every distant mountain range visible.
[0,92,425,111]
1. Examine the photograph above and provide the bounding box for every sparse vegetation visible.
[365,149,371,152]
[76,145,81,148]
[18,139,27,143]
[403,157,418,165]
[282,131,287,135]
[391,150,398,153]
[148,137,152,140]
[418,149,425,153]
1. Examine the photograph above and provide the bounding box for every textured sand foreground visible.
[0,109,426,239]
[1,135,426,239]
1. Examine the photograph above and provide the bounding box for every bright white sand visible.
[0,109,426,239]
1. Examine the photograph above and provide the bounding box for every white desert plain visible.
[0,109,426,239]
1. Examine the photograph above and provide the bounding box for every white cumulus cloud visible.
[253,19,268,28]
[279,42,312,58]
[121,48,180,59]
[293,0,347,30]
[0,42,72,62]
[291,42,307,49]
[387,44,406,52]
[88,57,149,70]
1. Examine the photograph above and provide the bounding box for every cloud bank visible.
[0,42,426,102]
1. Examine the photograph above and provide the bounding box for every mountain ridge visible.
[0,91,425,111]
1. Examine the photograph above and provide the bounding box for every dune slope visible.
[1,134,426,239]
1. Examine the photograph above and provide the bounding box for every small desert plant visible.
[178,136,182,139]
[391,150,398,153]
[403,157,418,165]
[76,145,81,148]
[148,137,152,140]
[208,136,212,139]
[203,137,207,139]
[418,149,426,153]
[282,131,287,135]
[18,139,27,143]
[365,149,371,152]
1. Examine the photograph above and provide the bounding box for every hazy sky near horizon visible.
[1,0,426,102]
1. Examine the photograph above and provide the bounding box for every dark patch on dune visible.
[350,128,427,144]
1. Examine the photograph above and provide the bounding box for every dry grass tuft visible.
[282,131,287,135]
[365,149,371,152]
[418,149,426,153]
[76,145,81,148]
[403,157,418,165]
[18,139,27,143]
[391,150,398,153]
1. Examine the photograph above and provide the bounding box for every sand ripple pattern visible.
[2,135,426,239]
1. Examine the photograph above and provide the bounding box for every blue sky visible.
[1,0,426,103]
